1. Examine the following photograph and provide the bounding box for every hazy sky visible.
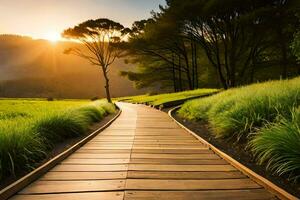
[0,0,165,39]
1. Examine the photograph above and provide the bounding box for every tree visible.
[165,0,300,88]
[122,0,299,90]
[291,12,300,64]
[292,31,300,61]
[123,11,202,92]
[63,18,129,102]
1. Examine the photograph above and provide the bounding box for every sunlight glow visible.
[45,31,61,42]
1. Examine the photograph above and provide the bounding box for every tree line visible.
[122,0,300,91]
[62,0,300,102]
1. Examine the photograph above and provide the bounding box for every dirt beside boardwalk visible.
[172,110,300,198]
[0,112,118,191]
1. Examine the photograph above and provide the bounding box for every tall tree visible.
[123,12,201,91]
[167,0,299,88]
[63,18,129,102]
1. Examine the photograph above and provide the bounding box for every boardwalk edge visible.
[168,105,298,200]
[0,105,122,200]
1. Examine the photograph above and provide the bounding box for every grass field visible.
[178,77,300,182]
[0,99,115,181]
[116,89,219,107]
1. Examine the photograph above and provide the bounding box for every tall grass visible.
[179,77,300,139]
[250,108,300,182]
[178,77,300,181]
[0,99,115,180]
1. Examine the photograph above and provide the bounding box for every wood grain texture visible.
[127,171,246,179]
[10,192,124,200]
[125,190,276,200]
[41,172,126,180]
[125,179,261,190]
[19,180,125,194]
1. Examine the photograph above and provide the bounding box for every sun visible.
[45,31,61,43]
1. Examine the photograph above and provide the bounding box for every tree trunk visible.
[183,53,193,90]
[250,64,255,83]
[215,47,228,89]
[194,42,199,88]
[280,43,288,79]
[178,55,183,91]
[191,38,195,89]
[172,53,177,92]
[103,69,112,103]
[277,23,288,79]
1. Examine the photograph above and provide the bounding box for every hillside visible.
[0,35,144,98]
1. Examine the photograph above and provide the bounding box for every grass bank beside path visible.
[0,99,116,181]
[116,88,219,108]
[178,77,300,183]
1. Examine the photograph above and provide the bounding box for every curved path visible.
[10,103,276,200]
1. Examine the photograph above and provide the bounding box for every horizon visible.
[0,0,165,41]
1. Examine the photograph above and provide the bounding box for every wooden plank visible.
[132,145,206,148]
[90,139,134,141]
[129,159,226,165]
[107,127,136,130]
[128,164,236,172]
[84,145,133,148]
[108,126,137,129]
[76,149,131,154]
[80,147,132,150]
[134,136,194,140]
[94,136,134,138]
[133,143,203,146]
[136,124,180,128]
[41,172,126,180]
[51,164,128,172]
[133,141,201,144]
[131,149,211,154]
[134,134,188,137]
[69,153,130,159]
[127,171,246,179]
[136,122,178,125]
[62,158,129,165]
[132,146,208,150]
[130,154,220,160]
[100,134,135,136]
[135,129,185,133]
[10,192,124,200]
[87,142,133,145]
[101,130,135,133]
[136,120,173,123]
[83,145,132,148]
[19,180,125,194]
[85,142,133,145]
[124,190,276,200]
[125,179,261,190]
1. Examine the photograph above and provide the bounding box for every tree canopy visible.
[63,18,129,102]
[122,0,300,91]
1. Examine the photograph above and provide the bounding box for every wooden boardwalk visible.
[10,103,277,200]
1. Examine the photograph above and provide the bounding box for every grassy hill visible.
[179,77,300,182]
[0,98,115,181]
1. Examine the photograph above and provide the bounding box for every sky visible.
[0,0,165,40]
